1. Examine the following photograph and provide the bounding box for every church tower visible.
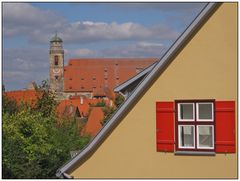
[49,33,64,93]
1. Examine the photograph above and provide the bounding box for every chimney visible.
[80,96,83,105]
[110,100,113,107]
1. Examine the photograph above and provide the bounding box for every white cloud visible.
[99,41,168,57]
[3,3,179,44]
[66,41,167,58]
[59,21,179,43]
[66,48,96,57]
[3,3,64,37]
[3,48,49,90]
[137,42,163,47]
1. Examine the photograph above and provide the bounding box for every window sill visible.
[175,151,216,156]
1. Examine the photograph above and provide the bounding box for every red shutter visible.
[156,102,175,152]
[215,101,236,153]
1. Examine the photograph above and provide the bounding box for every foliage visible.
[101,106,116,126]
[34,80,57,117]
[94,100,106,107]
[114,94,125,107]
[2,80,91,178]
[2,94,19,115]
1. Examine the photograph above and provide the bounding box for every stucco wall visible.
[70,3,237,178]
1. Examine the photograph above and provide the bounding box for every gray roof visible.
[114,61,158,93]
[56,2,219,178]
[50,33,63,42]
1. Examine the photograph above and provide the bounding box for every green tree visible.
[2,80,91,178]
[101,106,116,126]
[34,80,57,117]
[114,94,125,107]
[2,94,19,115]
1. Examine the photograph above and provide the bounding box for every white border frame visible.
[178,103,195,122]
[178,125,195,149]
[196,102,214,122]
[197,125,214,149]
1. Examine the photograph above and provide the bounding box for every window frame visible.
[175,100,215,152]
[54,55,59,66]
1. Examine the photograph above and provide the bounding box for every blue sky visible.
[3,2,206,91]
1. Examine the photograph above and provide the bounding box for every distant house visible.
[57,3,237,178]
[81,107,104,137]
[56,96,111,137]
[4,90,39,106]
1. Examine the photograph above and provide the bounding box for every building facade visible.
[57,3,237,178]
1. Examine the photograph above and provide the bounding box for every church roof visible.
[64,58,157,93]
[50,33,63,42]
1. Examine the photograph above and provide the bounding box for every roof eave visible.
[114,62,158,92]
[56,2,220,177]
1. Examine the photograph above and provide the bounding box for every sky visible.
[3,2,207,91]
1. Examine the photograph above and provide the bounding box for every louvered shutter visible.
[215,101,236,153]
[156,102,175,152]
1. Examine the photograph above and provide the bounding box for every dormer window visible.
[54,56,59,66]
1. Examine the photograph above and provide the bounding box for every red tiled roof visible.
[64,58,157,93]
[4,90,39,106]
[56,97,111,117]
[82,107,104,137]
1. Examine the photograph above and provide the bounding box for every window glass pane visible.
[179,126,194,148]
[198,103,212,120]
[179,104,193,120]
[198,126,213,148]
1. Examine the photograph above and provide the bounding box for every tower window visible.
[54,56,59,66]
[55,76,59,80]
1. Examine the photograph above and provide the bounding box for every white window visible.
[176,101,215,151]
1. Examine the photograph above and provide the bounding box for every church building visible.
[49,34,158,99]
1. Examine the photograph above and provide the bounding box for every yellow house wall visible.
[70,3,237,178]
